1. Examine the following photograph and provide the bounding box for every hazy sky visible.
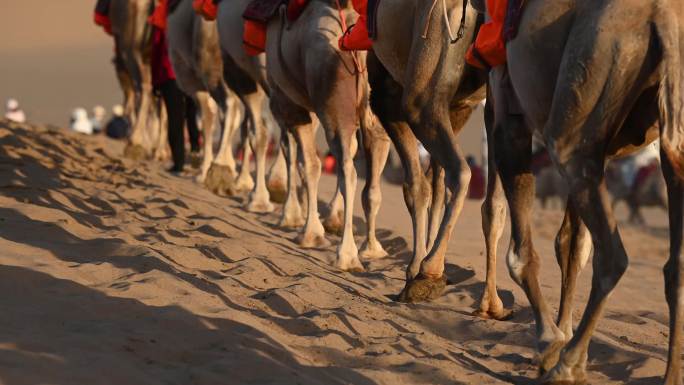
[0,0,121,125]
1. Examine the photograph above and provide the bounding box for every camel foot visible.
[472,307,513,321]
[397,274,447,303]
[473,295,513,321]
[335,256,365,273]
[359,240,388,259]
[189,152,202,169]
[247,199,274,214]
[235,175,255,194]
[204,163,236,196]
[124,143,147,161]
[538,361,587,385]
[296,232,331,249]
[323,215,344,236]
[537,339,568,375]
[267,181,288,204]
[279,214,305,229]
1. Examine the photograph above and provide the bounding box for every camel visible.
[369,0,510,318]
[166,0,244,185]
[477,0,684,382]
[257,0,391,270]
[109,0,168,160]
[606,159,668,224]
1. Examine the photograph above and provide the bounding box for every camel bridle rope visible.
[422,0,469,44]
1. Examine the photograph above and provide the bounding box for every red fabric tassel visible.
[243,19,267,56]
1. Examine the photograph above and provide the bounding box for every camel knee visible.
[363,183,382,212]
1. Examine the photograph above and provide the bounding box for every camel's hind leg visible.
[474,95,510,320]
[242,89,274,213]
[661,150,684,385]
[268,143,289,204]
[426,161,445,251]
[278,131,305,228]
[324,171,345,236]
[206,93,241,195]
[270,88,328,247]
[359,113,391,259]
[194,91,218,183]
[555,201,591,340]
[235,121,255,193]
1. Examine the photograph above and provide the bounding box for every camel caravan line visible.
[90,0,684,383]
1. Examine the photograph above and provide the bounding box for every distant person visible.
[70,108,94,135]
[149,0,199,173]
[91,105,107,134]
[105,105,130,139]
[4,99,26,123]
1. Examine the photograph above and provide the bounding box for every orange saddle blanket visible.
[466,0,525,69]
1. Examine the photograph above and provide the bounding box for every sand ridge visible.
[0,120,675,384]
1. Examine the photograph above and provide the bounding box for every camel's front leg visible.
[474,95,510,320]
[205,93,241,195]
[195,91,218,183]
[293,122,329,248]
[267,142,289,204]
[661,150,684,385]
[554,201,591,339]
[279,131,305,228]
[359,117,390,259]
[426,160,445,251]
[329,127,362,272]
[323,170,345,236]
[235,121,255,193]
[243,90,274,213]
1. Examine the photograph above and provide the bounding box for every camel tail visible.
[655,0,684,177]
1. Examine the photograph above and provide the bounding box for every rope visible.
[422,0,469,44]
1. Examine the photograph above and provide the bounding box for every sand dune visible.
[0,119,675,384]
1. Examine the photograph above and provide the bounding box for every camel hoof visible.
[397,274,447,303]
[189,152,202,169]
[247,199,274,214]
[359,243,388,259]
[472,307,514,321]
[538,363,587,385]
[205,163,236,196]
[235,177,255,195]
[279,216,305,229]
[323,216,344,236]
[537,340,568,375]
[123,143,147,161]
[335,259,365,273]
[296,232,331,249]
[267,182,288,204]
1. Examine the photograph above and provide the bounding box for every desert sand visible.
[0,117,675,385]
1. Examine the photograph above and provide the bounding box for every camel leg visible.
[327,124,363,272]
[661,151,684,385]
[538,37,636,384]
[367,52,430,281]
[243,90,274,213]
[293,122,329,248]
[235,121,255,193]
[555,201,591,340]
[426,161,445,251]
[474,96,510,320]
[153,97,170,161]
[324,181,345,236]
[194,91,218,184]
[279,131,305,228]
[400,103,473,302]
[359,116,391,259]
[494,113,567,374]
[205,93,241,195]
[267,142,289,204]
[126,80,154,160]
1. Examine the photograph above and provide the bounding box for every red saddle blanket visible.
[466,0,525,69]
[242,0,309,56]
